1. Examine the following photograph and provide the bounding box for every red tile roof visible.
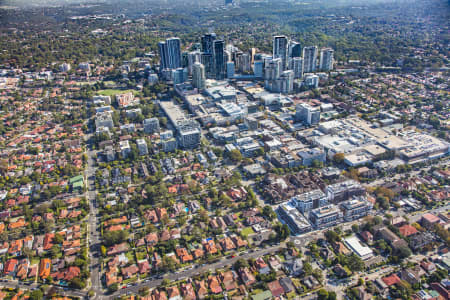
[399,224,418,237]
[382,274,401,286]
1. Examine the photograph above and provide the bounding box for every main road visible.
[84,134,103,299]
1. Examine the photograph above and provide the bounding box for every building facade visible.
[309,204,343,229]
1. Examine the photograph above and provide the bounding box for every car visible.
[122,286,126,289]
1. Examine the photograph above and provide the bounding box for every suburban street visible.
[113,242,286,297]
[0,280,87,298]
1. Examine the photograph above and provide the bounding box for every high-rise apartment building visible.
[273,36,288,70]
[303,46,318,73]
[292,57,304,79]
[213,40,225,80]
[201,33,216,54]
[288,41,302,58]
[192,62,206,90]
[264,58,282,81]
[158,37,182,70]
[166,38,182,69]
[201,53,214,79]
[187,51,201,75]
[158,41,169,70]
[319,48,334,71]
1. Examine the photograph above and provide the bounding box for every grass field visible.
[241,227,255,237]
[96,89,138,97]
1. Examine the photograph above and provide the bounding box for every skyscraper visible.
[273,36,288,70]
[303,46,318,73]
[213,40,225,80]
[319,48,334,71]
[289,41,302,58]
[166,37,182,69]
[192,62,206,90]
[201,33,216,55]
[201,53,214,79]
[159,38,182,70]
[187,51,201,75]
[158,41,169,70]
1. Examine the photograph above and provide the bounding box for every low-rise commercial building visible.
[344,235,374,260]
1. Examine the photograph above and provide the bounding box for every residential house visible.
[360,231,373,244]
[180,282,196,300]
[138,260,151,275]
[399,224,419,237]
[3,259,18,276]
[39,258,51,279]
[382,274,401,287]
[254,257,271,275]
[121,264,139,279]
[208,275,223,294]
[220,237,236,252]
[195,280,208,299]
[377,227,409,251]
[203,240,218,255]
[267,280,284,297]
[239,267,256,286]
[145,232,159,246]
[107,243,129,256]
[151,289,167,300]
[279,277,295,294]
[303,275,320,290]
[268,256,282,271]
[166,286,182,300]
[220,270,237,291]
[175,248,193,263]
